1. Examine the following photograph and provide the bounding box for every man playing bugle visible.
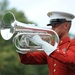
[17,11,75,75]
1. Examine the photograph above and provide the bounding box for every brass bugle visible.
[0,12,59,52]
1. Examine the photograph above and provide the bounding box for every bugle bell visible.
[0,12,59,52]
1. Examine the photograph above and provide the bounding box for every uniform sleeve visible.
[19,51,47,65]
[50,39,75,66]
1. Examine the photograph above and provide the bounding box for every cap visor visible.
[47,24,51,26]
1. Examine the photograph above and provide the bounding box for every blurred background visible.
[0,0,75,75]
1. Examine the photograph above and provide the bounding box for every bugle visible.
[0,12,59,52]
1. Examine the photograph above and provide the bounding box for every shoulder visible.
[70,38,75,45]
[70,38,75,42]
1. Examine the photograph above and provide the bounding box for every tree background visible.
[0,0,48,75]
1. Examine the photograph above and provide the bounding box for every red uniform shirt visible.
[19,36,75,75]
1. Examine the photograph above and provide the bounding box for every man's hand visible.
[29,35,56,56]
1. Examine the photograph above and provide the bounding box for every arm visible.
[29,35,56,55]
[18,51,47,65]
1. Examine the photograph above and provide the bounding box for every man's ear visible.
[64,22,69,30]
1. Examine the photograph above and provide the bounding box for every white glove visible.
[29,35,56,56]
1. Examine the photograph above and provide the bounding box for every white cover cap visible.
[47,11,75,21]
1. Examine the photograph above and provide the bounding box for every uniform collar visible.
[59,36,70,45]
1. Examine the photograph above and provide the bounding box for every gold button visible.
[60,40,62,43]
[54,64,56,66]
[54,69,56,72]
[57,49,59,52]
[63,51,65,54]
